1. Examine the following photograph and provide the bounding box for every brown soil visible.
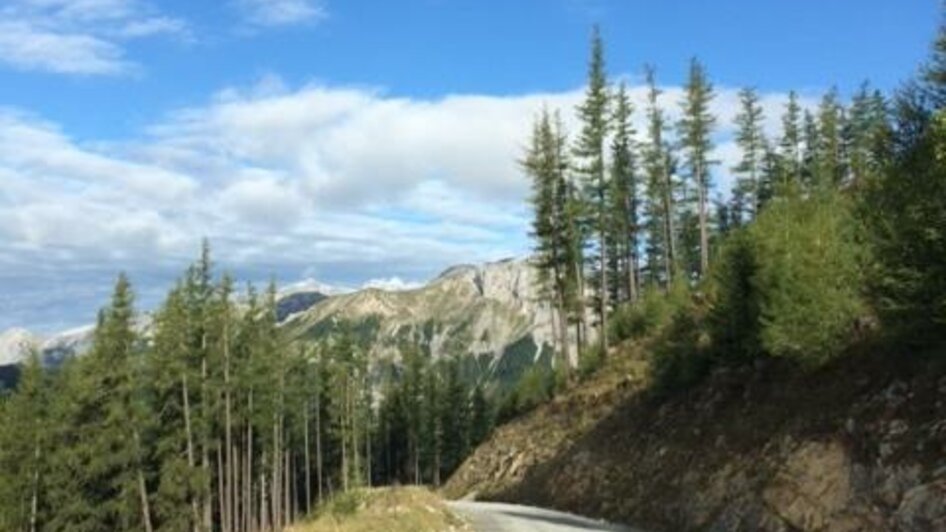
[444,341,946,531]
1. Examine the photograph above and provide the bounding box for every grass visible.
[287,487,470,532]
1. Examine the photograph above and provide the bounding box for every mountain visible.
[284,258,556,387]
[0,328,39,367]
[1,258,554,389]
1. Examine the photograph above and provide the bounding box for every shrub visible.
[749,192,866,364]
[609,281,690,343]
[707,229,761,362]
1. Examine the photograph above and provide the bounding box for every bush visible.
[748,192,866,364]
[707,229,761,362]
[861,107,946,343]
[609,281,690,343]
[650,288,713,394]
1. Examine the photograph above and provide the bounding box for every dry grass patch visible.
[288,487,470,532]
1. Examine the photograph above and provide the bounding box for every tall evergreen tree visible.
[816,88,846,188]
[609,82,640,304]
[732,87,766,221]
[779,91,803,188]
[573,25,611,351]
[677,57,716,279]
[642,65,677,288]
[0,349,49,532]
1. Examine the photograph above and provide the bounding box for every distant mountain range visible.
[1,258,556,390]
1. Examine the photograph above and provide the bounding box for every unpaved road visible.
[447,501,639,532]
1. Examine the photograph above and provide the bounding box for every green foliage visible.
[861,105,946,342]
[650,299,713,394]
[707,229,760,362]
[609,281,690,343]
[749,192,866,363]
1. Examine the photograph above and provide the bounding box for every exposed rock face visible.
[0,328,39,366]
[446,347,946,531]
[285,258,560,386]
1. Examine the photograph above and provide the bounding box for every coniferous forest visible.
[2,12,946,532]
[0,242,494,532]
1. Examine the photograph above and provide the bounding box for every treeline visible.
[527,22,946,383]
[0,243,496,531]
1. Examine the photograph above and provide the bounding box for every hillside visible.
[444,341,946,531]
[284,258,557,387]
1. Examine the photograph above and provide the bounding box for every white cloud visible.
[0,0,188,75]
[237,0,326,27]
[361,277,423,292]
[0,76,814,332]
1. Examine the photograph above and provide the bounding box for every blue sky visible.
[0,0,940,333]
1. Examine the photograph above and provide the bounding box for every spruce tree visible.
[677,57,716,279]
[573,25,611,351]
[642,65,677,288]
[732,87,766,220]
[816,88,845,188]
[609,82,640,304]
[779,91,803,188]
[0,349,49,532]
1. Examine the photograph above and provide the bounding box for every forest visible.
[2,12,945,532]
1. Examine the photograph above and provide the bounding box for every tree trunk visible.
[217,445,227,532]
[29,439,39,532]
[315,389,323,505]
[201,352,212,532]
[698,162,709,278]
[224,317,234,532]
[182,374,201,531]
[663,153,677,287]
[134,428,154,532]
[304,401,311,515]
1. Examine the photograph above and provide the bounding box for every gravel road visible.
[447,500,640,532]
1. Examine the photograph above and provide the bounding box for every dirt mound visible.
[445,343,946,531]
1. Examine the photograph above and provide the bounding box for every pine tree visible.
[816,88,845,188]
[779,91,803,188]
[46,274,154,532]
[732,87,766,220]
[642,65,677,288]
[525,110,575,372]
[573,25,611,351]
[0,349,49,532]
[677,57,716,279]
[609,82,641,304]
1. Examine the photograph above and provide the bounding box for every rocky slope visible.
[444,342,946,531]
[285,258,558,387]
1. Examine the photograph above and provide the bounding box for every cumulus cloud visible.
[362,277,423,292]
[0,76,815,332]
[0,0,188,75]
[236,0,326,27]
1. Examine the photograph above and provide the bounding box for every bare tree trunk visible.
[271,418,280,531]
[315,389,322,505]
[663,153,677,288]
[304,402,311,515]
[283,448,291,526]
[201,353,212,532]
[260,450,269,532]
[134,428,154,532]
[245,392,254,532]
[29,439,39,532]
[598,181,609,353]
[217,445,227,532]
[698,163,709,278]
[182,374,201,531]
[224,317,234,532]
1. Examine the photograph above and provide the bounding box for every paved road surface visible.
[447,501,639,532]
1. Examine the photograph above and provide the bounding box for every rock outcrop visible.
[445,345,946,531]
